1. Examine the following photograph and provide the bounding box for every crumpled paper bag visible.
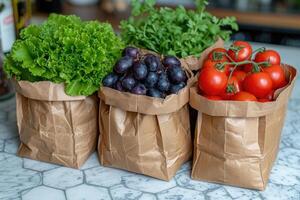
[15,81,98,168]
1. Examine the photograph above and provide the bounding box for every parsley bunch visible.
[4,14,124,96]
[120,0,238,58]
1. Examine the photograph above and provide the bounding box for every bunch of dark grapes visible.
[102,47,187,98]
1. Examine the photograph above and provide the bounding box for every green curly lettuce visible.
[120,0,238,58]
[4,14,124,96]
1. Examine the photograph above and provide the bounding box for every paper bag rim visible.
[181,37,224,71]
[189,64,297,117]
[14,80,87,101]
[98,76,193,115]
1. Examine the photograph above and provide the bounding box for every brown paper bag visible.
[190,65,297,190]
[14,81,99,168]
[98,77,194,181]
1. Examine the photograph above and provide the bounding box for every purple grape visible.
[122,47,139,59]
[163,56,181,68]
[157,76,170,92]
[144,72,158,88]
[147,88,163,98]
[167,66,187,84]
[133,61,148,80]
[102,73,118,88]
[159,71,168,80]
[144,54,161,72]
[114,56,133,74]
[131,83,147,95]
[169,82,186,94]
[114,81,125,92]
[121,76,136,91]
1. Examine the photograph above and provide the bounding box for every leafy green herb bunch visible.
[120,0,238,58]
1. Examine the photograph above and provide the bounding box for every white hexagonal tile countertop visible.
[1,43,300,200]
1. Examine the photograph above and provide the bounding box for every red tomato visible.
[203,95,222,100]
[231,91,257,101]
[232,70,247,87]
[229,65,243,73]
[258,98,271,103]
[221,76,241,100]
[207,48,228,62]
[228,41,253,62]
[198,67,228,96]
[254,49,281,65]
[222,93,234,100]
[265,90,274,100]
[202,59,231,76]
[263,65,287,89]
[243,72,273,98]
[243,63,254,73]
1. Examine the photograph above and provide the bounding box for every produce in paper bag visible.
[190,41,297,190]
[98,46,201,180]
[4,14,122,168]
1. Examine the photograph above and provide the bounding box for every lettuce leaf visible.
[4,14,124,96]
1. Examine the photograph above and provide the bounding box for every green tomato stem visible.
[251,47,266,56]
[219,54,269,93]
[211,47,270,94]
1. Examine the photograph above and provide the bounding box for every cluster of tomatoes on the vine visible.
[198,41,287,102]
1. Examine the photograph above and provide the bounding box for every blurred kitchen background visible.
[7,0,300,46]
[0,0,300,99]
[33,0,300,47]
